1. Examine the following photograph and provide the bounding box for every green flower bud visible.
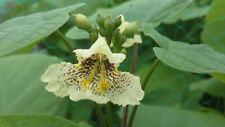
[104,16,115,32]
[114,16,122,28]
[99,28,107,37]
[89,31,98,43]
[118,34,127,45]
[112,29,120,41]
[112,29,126,47]
[96,14,104,28]
[89,27,99,43]
[123,21,138,36]
[90,27,98,33]
[73,14,91,31]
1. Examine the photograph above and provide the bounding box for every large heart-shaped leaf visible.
[200,0,225,82]
[201,0,225,54]
[0,54,64,114]
[144,26,225,74]
[69,101,93,122]
[66,0,190,39]
[136,62,200,95]
[211,73,225,83]
[0,114,79,127]
[136,62,201,107]
[164,0,210,24]
[132,105,225,127]
[190,78,225,97]
[0,3,84,57]
[153,45,225,74]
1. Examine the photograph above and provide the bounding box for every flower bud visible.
[114,16,122,28]
[73,14,91,32]
[104,16,115,32]
[112,29,120,41]
[123,21,138,36]
[89,27,99,43]
[96,14,104,28]
[89,31,98,43]
[99,28,107,37]
[118,34,127,45]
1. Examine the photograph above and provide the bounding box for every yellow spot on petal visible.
[99,80,108,93]
[76,62,82,68]
[81,61,99,90]
[98,62,108,93]
[115,67,119,73]
[82,80,88,90]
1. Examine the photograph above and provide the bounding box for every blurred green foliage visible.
[0,0,225,127]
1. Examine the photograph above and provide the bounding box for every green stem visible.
[122,43,138,127]
[106,102,113,127]
[55,30,74,51]
[94,102,106,127]
[182,24,198,42]
[54,30,76,62]
[127,58,160,127]
[142,59,160,90]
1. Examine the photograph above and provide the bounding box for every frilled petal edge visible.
[41,62,144,107]
[122,34,142,48]
[73,36,126,65]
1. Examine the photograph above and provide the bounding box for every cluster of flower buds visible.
[73,13,139,52]
[96,15,123,44]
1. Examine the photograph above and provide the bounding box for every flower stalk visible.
[127,58,160,127]
[106,102,113,127]
[122,43,138,127]
[94,102,106,127]
[54,30,76,61]
[55,30,73,52]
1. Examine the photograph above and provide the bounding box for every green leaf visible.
[211,73,225,83]
[5,0,108,17]
[133,105,225,127]
[92,0,190,25]
[137,62,200,95]
[70,101,93,122]
[201,0,225,54]
[77,121,93,127]
[201,0,225,82]
[0,3,85,57]
[144,27,225,74]
[66,0,191,39]
[66,27,89,40]
[0,54,64,114]
[153,45,225,74]
[143,24,170,48]
[164,0,210,24]
[190,78,225,97]
[137,62,201,107]
[0,114,79,127]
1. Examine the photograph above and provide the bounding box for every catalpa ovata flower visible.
[119,15,142,48]
[41,36,144,107]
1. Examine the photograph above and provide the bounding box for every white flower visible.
[118,15,142,48]
[41,36,144,107]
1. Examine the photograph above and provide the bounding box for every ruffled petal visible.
[110,73,144,107]
[122,34,142,48]
[41,61,97,98]
[118,15,128,33]
[102,60,144,106]
[41,59,144,106]
[73,36,126,65]
[41,62,75,97]
[118,15,142,48]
